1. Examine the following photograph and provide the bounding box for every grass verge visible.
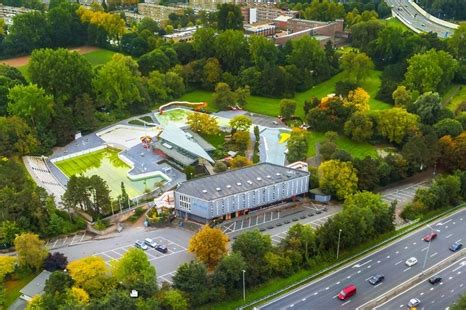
[443,84,466,112]
[4,270,40,308]
[202,204,465,310]
[306,131,377,158]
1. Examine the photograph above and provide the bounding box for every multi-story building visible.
[244,23,276,37]
[189,0,232,10]
[137,3,183,21]
[174,163,310,223]
[241,5,297,24]
[163,26,198,42]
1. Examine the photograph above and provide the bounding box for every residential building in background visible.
[0,4,33,25]
[174,163,309,223]
[137,3,184,21]
[189,0,232,10]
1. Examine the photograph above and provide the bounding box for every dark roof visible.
[176,163,309,201]
[20,270,51,299]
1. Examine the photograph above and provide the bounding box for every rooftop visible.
[20,270,51,300]
[176,162,309,201]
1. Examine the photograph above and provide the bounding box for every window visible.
[178,195,191,212]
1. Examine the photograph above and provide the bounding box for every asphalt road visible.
[385,0,454,38]
[377,257,466,309]
[260,208,466,310]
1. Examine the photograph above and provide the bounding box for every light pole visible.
[242,270,246,301]
[337,229,342,260]
[423,224,440,269]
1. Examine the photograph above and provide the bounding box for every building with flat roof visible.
[20,270,51,301]
[152,124,215,167]
[163,26,198,42]
[137,3,183,21]
[174,163,309,222]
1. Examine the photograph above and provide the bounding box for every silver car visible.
[144,238,157,248]
[135,240,148,250]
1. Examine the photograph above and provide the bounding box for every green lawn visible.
[307,131,377,158]
[443,84,466,112]
[181,70,391,119]
[4,271,39,308]
[384,17,412,32]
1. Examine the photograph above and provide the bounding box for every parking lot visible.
[221,209,280,234]
[381,181,430,206]
[45,231,93,250]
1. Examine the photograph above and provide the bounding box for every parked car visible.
[135,240,148,250]
[407,298,421,307]
[428,276,442,284]
[155,244,168,253]
[423,232,437,242]
[450,242,463,252]
[144,238,157,248]
[337,284,356,300]
[405,257,418,267]
[367,274,385,285]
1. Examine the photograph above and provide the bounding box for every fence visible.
[50,145,107,163]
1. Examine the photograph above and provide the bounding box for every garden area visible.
[443,84,466,112]
[306,131,377,158]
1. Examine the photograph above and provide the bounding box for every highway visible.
[377,258,466,309]
[385,0,454,38]
[260,208,466,310]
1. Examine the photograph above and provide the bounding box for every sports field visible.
[55,148,166,199]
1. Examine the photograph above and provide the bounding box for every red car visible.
[423,232,437,242]
[338,284,356,300]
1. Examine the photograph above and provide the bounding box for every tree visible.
[0,65,26,116]
[202,58,222,90]
[344,111,374,142]
[193,27,216,59]
[0,220,22,248]
[188,225,229,271]
[234,86,250,107]
[213,161,227,173]
[286,128,308,163]
[408,92,443,125]
[29,48,93,105]
[217,3,243,30]
[404,49,458,93]
[438,132,466,171]
[392,85,413,107]
[249,35,278,69]
[353,156,380,191]
[375,107,419,144]
[138,49,171,75]
[212,83,235,110]
[229,155,252,168]
[44,271,73,295]
[343,87,370,112]
[280,99,297,119]
[159,289,188,310]
[340,51,374,84]
[449,23,466,61]
[232,230,272,285]
[452,293,466,310]
[212,253,246,292]
[434,118,463,137]
[77,6,125,41]
[229,115,252,132]
[43,252,68,272]
[112,248,157,296]
[318,160,358,200]
[214,30,248,73]
[187,112,220,136]
[303,0,345,21]
[14,233,48,271]
[231,131,250,152]
[401,133,438,171]
[93,54,142,112]
[67,256,110,296]
[350,19,385,50]
[172,261,209,306]
[0,256,16,281]
[282,223,316,266]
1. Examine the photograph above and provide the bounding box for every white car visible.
[144,238,157,248]
[405,257,418,267]
[408,298,420,307]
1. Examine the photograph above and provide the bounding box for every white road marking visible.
[332,295,337,299]
[347,275,351,279]
[357,270,361,274]
[374,283,383,288]
[342,300,351,306]
[422,247,429,251]
[430,252,438,258]
[395,260,403,266]
[325,287,329,290]
[314,292,318,296]
[446,234,453,238]
[430,287,434,291]
[403,267,411,272]
[396,251,400,254]
[377,260,381,264]
[353,259,372,268]
[336,281,340,285]
[302,298,306,301]
[456,239,462,243]
[420,292,424,296]
[387,256,391,259]
[80,232,86,242]
[404,246,408,249]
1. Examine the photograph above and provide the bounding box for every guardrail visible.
[391,10,422,34]
[408,0,459,30]
[239,204,466,310]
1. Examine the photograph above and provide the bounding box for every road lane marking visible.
[396,251,400,254]
[347,275,351,279]
[404,246,408,249]
[325,287,329,290]
[446,234,453,238]
[430,252,438,258]
[80,232,86,242]
[342,300,351,306]
[353,259,372,268]
[332,295,337,299]
[456,239,462,243]
[387,256,390,259]
[395,260,403,265]
[420,292,424,296]
[313,292,318,296]
[374,283,383,288]
[422,247,428,251]
[336,281,340,285]
[403,267,411,272]
[357,270,361,273]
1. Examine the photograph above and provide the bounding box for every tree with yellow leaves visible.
[344,87,370,112]
[188,225,229,270]
[0,256,16,281]
[14,233,47,272]
[187,112,220,136]
[77,6,125,41]
[67,256,109,294]
[318,159,358,200]
[69,287,90,305]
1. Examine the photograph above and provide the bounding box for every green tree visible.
[202,58,222,90]
[217,3,243,30]
[29,49,93,105]
[67,256,111,297]
[0,256,16,281]
[214,30,248,73]
[344,111,373,142]
[112,248,157,296]
[14,233,48,271]
[318,159,358,200]
[231,131,250,152]
[192,27,216,59]
[213,161,227,173]
[434,118,463,137]
[375,107,419,144]
[172,261,209,306]
[229,155,252,168]
[353,156,380,191]
[248,35,278,69]
[212,83,235,110]
[229,115,252,132]
[392,85,413,107]
[234,86,250,107]
[282,223,316,266]
[93,54,143,112]
[159,289,188,310]
[404,49,458,93]
[286,128,308,163]
[408,91,443,125]
[0,65,26,116]
[0,221,21,248]
[303,0,345,21]
[212,253,247,292]
[187,112,219,136]
[280,99,297,119]
[138,49,171,75]
[451,293,466,310]
[340,51,374,84]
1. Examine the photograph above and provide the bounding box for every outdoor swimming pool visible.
[154,108,230,128]
[54,148,167,199]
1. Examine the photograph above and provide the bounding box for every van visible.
[338,284,356,300]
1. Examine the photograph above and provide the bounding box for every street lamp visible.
[242,270,246,301]
[337,229,342,260]
[422,224,440,269]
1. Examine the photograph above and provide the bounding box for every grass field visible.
[17,48,116,81]
[5,271,39,308]
[384,17,412,32]
[443,84,466,112]
[180,70,391,119]
[307,131,377,158]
